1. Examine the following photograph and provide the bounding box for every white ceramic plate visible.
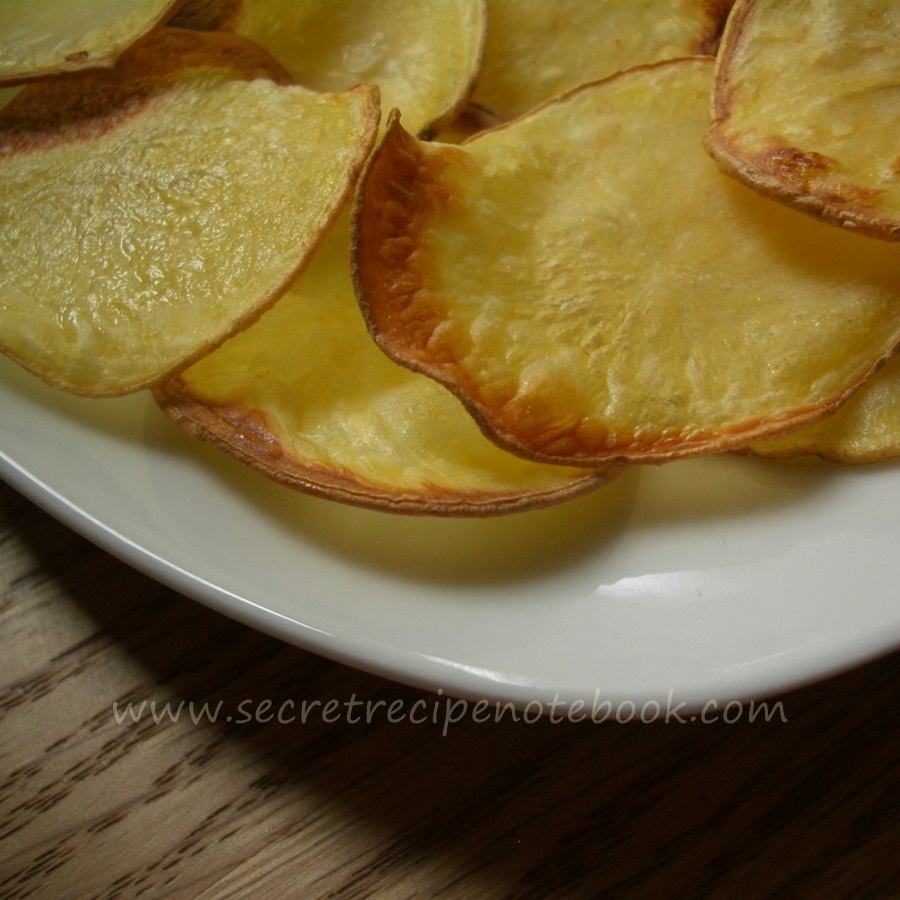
[2,352,899,715]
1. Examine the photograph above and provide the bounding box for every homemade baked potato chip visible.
[471,0,734,120]
[353,59,900,467]
[0,29,379,396]
[706,0,900,241]
[155,217,615,516]
[172,0,486,136]
[748,354,900,464]
[0,0,184,85]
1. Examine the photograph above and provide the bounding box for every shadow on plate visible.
[0,356,867,588]
[0,357,862,587]
[140,395,860,587]
[140,396,637,585]
[0,354,149,444]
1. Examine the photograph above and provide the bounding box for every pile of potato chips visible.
[2,0,898,516]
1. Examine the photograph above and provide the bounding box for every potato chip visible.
[172,0,486,136]
[706,0,900,241]
[471,0,733,120]
[353,59,900,467]
[749,354,900,464]
[155,217,615,516]
[0,29,379,396]
[0,0,184,85]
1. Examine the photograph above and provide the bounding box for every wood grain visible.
[2,477,899,899]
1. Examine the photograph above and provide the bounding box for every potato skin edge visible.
[153,375,618,518]
[354,73,893,469]
[705,0,900,242]
[0,0,190,87]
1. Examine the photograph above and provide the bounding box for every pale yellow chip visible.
[353,59,900,467]
[172,0,486,137]
[749,354,900,464]
[0,0,184,84]
[154,217,615,516]
[706,0,900,241]
[0,29,379,397]
[471,0,733,121]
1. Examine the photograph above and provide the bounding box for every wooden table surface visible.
[2,474,899,900]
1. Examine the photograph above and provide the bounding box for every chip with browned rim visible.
[155,217,616,516]
[353,59,900,467]
[706,0,900,241]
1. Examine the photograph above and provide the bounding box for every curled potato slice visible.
[749,355,900,464]
[353,59,900,467]
[471,0,733,120]
[0,29,379,396]
[172,0,486,136]
[706,0,900,241]
[0,0,184,85]
[154,217,615,516]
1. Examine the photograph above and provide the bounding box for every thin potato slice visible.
[0,29,379,396]
[706,0,900,241]
[749,355,900,464]
[353,59,900,467]
[154,217,615,516]
[172,0,486,137]
[471,0,733,121]
[0,0,184,85]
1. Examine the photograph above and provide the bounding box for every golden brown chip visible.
[154,217,616,516]
[0,0,185,84]
[471,0,733,120]
[749,354,900,464]
[0,29,379,397]
[353,59,900,468]
[706,0,900,241]
[172,0,486,137]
